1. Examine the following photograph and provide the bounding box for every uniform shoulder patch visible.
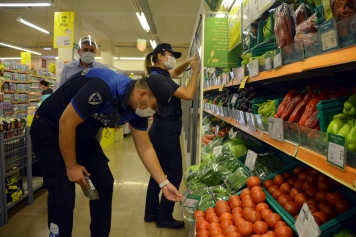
[88,92,102,105]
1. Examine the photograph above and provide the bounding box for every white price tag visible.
[295,203,321,237]
[213,145,223,157]
[182,194,201,208]
[215,125,219,136]
[273,53,282,69]
[321,30,337,51]
[247,113,256,132]
[245,150,258,171]
[231,94,238,106]
[230,131,237,139]
[268,117,284,142]
[327,133,347,170]
[248,0,260,24]
[265,57,272,71]
[249,58,259,78]
[204,123,210,131]
[229,128,234,137]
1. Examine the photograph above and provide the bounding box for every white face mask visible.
[164,55,176,70]
[135,95,156,117]
[81,52,95,64]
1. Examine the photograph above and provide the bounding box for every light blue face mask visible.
[81,52,95,64]
[135,95,156,117]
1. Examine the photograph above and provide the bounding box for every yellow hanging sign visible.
[53,12,75,48]
[21,52,31,66]
[240,76,249,88]
[49,63,56,73]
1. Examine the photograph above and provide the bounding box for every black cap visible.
[152,43,182,58]
[146,74,174,117]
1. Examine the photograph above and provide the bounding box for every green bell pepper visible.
[333,113,354,121]
[337,124,352,137]
[347,125,356,152]
[327,119,345,134]
[343,94,356,117]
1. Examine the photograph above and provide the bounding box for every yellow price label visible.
[219,84,225,91]
[240,76,249,89]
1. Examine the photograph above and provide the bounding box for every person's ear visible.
[78,49,82,56]
[138,90,148,99]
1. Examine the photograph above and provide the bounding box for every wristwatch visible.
[159,180,170,188]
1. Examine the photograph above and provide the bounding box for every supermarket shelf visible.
[203,80,239,91]
[250,62,304,82]
[203,109,356,191]
[6,191,29,210]
[296,147,356,191]
[23,176,44,193]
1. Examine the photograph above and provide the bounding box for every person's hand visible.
[187,53,199,63]
[66,164,90,189]
[190,58,201,73]
[161,183,183,202]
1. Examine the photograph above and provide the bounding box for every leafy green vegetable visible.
[231,144,248,158]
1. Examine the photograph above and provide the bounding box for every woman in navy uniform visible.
[30,68,182,237]
[144,43,200,228]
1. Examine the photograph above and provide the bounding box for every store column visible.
[57,14,81,62]
[100,40,114,67]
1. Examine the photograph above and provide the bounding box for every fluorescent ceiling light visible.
[43,47,52,50]
[0,3,51,7]
[114,57,118,60]
[94,57,101,59]
[150,40,157,49]
[0,42,41,55]
[17,17,51,35]
[0,57,21,60]
[55,57,58,60]
[136,12,150,32]
[215,14,226,18]
[119,57,145,60]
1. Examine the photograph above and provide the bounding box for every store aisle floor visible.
[0,135,191,237]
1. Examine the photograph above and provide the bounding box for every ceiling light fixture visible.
[0,42,41,55]
[0,3,51,7]
[119,57,145,60]
[136,12,150,32]
[0,57,21,60]
[94,57,101,59]
[150,40,157,49]
[43,47,52,50]
[114,57,119,60]
[17,17,51,35]
[215,14,226,18]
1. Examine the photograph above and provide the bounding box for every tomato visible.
[293,180,304,188]
[318,174,329,182]
[206,213,218,221]
[220,213,233,221]
[216,199,229,207]
[306,188,318,198]
[232,213,243,222]
[209,222,221,230]
[252,191,266,204]
[326,192,344,206]
[277,194,293,206]
[320,205,338,219]
[232,207,243,214]
[251,235,262,237]
[273,221,286,231]
[272,189,286,200]
[310,169,320,175]
[223,225,238,235]
[261,234,274,237]
[216,205,231,217]
[283,201,300,216]
[194,210,205,219]
[318,201,332,211]
[282,172,293,180]
[247,176,261,189]
[242,195,252,202]
[237,221,253,237]
[298,172,308,181]
[226,232,242,237]
[313,212,327,224]
[261,209,273,220]
[295,193,308,207]
[206,207,216,215]
[307,198,319,207]
[293,167,304,176]
[313,215,323,226]
[235,217,245,227]
[268,186,279,194]
[220,220,234,229]
[308,205,318,213]
[251,186,263,193]
[302,181,316,191]
[315,191,328,202]
[241,189,252,199]
[266,231,276,236]
[336,200,350,214]
[210,234,225,237]
[290,187,303,199]
[263,180,274,190]
[306,174,318,183]
[196,216,206,224]
[280,183,292,194]
[197,229,209,236]
[230,199,243,209]
[209,227,223,236]
[243,200,256,209]
[273,175,285,187]
[275,226,293,237]
[244,211,262,224]
[196,221,210,230]
[265,213,281,229]
[208,216,220,224]
[317,180,332,192]
[243,207,255,219]
[229,195,241,204]
[253,220,268,234]
[287,177,297,186]
[255,203,269,212]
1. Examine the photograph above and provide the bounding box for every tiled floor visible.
[0,135,192,237]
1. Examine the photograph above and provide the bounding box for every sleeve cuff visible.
[71,99,87,120]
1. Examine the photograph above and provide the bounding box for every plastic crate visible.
[239,147,300,181]
[316,96,349,132]
[262,165,356,236]
[252,95,283,114]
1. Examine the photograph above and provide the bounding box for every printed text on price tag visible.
[327,133,347,170]
[245,150,258,171]
[268,117,284,142]
[273,53,282,69]
[295,203,321,237]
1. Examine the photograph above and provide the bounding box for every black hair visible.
[40,80,49,87]
[144,50,166,76]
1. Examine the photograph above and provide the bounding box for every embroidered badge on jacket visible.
[88,92,102,105]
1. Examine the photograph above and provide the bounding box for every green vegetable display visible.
[210,185,230,201]
[248,152,289,179]
[231,144,248,158]
[343,94,356,117]
[224,168,249,194]
[216,142,242,172]
[199,163,232,187]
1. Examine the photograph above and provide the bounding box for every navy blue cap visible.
[152,43,182,59]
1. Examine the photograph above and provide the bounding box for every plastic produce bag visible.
[204,136,224,153]
[295,3,313,26]
[216,142,243,172]
[190,187,215,211]
[337,13,356,37]
[210,185,230,201]
[274,3,296,50]
[183,165,200,186]
[199,163,232,187]
[331,0,356,22]
[249,152,289,179]
[224,167,249,194]
[296,14,318,34]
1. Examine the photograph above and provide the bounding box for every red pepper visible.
[304,110,320,128]
[276,90,299,118]
[299,93,329,126]
[330,87,353,98]
[288,91,316,123]
[281,94,304,120]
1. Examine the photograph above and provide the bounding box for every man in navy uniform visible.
[30,68,182,237]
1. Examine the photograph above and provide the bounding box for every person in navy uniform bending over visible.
[30,68,182,237]
[144,43,200,228]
